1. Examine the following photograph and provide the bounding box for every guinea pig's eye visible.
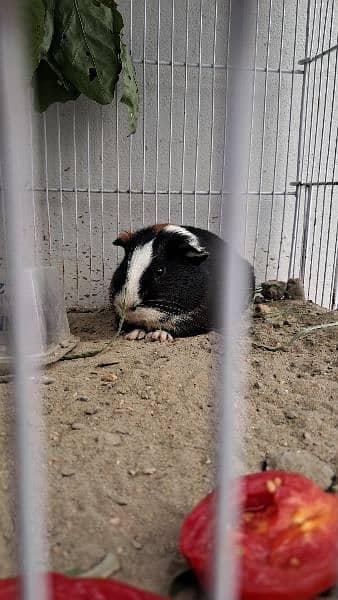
[155,266,165,277]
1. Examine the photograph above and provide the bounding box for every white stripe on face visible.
[114,240,154,312]
[164,225,203,252]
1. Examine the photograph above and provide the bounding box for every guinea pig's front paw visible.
[146,330,174,343]
[124,328,147,340]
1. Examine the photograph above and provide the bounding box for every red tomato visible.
[179,471,338,600]
[0,573,169,599]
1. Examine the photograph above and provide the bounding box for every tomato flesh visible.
[179,471,338,600]
[0,573,169,599]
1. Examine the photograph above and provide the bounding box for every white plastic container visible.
[0,266,78,373]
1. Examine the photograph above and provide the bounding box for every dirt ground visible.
[0,300,337,597]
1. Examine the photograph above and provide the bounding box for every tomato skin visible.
[0,573,169,600]
[179,471,338,600]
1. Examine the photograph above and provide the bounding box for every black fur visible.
[110,225,255,338]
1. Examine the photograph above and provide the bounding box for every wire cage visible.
[0,0,338,599]
[15,0,336,312]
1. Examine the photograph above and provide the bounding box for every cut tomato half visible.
[0,573,169,600]
[179,471,338,600]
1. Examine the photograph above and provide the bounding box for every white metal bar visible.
[56,104,65,287]
[265,0,286,279]
[313,9,336,302]
[42,112,52,261]
[277,0,300,278]
[32,186,297,197]
[129,0,133,229]
[168,0,174,223]
[288,0,313,279]
[219,0,232,236]
[181,0,190,225]
[72,103,80,302]
[305,0,331,295]
[87,101,93,302]
[142,0,147,226]
[116,93,120,261]
[214,2,253,598]
[131,57,303,74]
[207,0,218,231]
[321,124,338,306]
[193,0,203,227]
[330,220,338,309]
[252,0,273,265]
[0,4,48,599]
[244,0,259,255]
[100,106,105,296]
[28,89,38,265]
[154,0,161,224]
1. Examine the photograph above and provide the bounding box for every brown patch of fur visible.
[152,223,169,234]
[113,230,134,247]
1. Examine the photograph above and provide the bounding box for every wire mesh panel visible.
[28,0,338,310]
[290,0,338,308]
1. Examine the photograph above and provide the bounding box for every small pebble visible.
[132,539,143,550]
[114,497,128,506]
[70,422,84,430]
[110,517,120,525]
[40,375,56,385]
[303,432,312,442]
[61,467,75,477]
[284,411,297,420]
[85,406,98,415]
[142,467,156,475]
[76,394,90,402]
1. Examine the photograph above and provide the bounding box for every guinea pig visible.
[110,224,255,342]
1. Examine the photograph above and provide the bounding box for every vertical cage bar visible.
[244,0,259,255]
[100,107,105,296]
[288,0,313,279]
[277,0,300,277]
[42,113,52,262]
[219,0,232,236]
[28,91,38,264]
[312,1,336,302]
[321,125,338,306]
[181,0,190,225]
[168,0,174,223]
[142,0,147,226]
[214,2,253,598]
[299,185,312,281]
[87,102,93,300]
[252,0,273,265]
[0,4,48,598]
[207,0,218,231]
[129,0,133,229]
[115,93,120,261]
[305,0,331,295]
[193,0,203,227]
[56,104,65,287]
[330,220,338,309]
[265,0,286,279]
[154,0,161,224]
[73,102,79,302]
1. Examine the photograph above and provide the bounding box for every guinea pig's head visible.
[110,224,209,327]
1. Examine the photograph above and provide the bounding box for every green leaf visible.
[33,59,80,112]
[48,0,124,105]
[120,42,139,134]
[24,0,54,75]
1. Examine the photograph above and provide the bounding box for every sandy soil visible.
[0,300,337,597]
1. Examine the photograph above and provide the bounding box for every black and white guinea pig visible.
[110,224,255,342]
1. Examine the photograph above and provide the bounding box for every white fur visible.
[164,225,204,253]
[124,306,166,328]
[114,240,154,313]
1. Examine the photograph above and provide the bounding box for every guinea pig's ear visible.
[113,230,134,249]
[179,241,209,263]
